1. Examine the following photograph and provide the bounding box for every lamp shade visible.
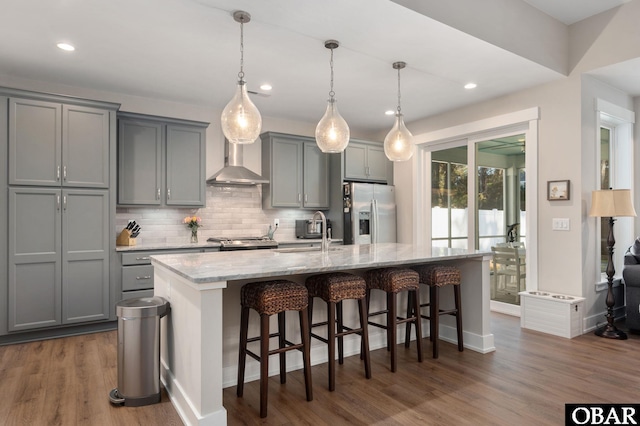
[589,189,637,218]
[383,112,414,161]
[315,98,350,153]
[221,80,262,144]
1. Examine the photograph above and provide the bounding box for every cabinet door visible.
[365,145,389,182]
[9,98,62,186]
[63,105,110,188]
[271,138,303,208]
[344,142,368,181]
[62,189,110,323]
[303,142,329,208]
[166,124,206,206]
[8,188,62,331]
[118,119,163,205]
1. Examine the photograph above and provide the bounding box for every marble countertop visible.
[150,243,491,283]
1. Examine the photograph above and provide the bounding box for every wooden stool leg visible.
[412,288,423,362]
[299,308,313,402]
[278,311,286,384]
[431,286,440,359]
[388,292,397,372]
[260,313,270,418]
[358,297,372,379]
[337,301,344,365]
[237,306,249,397]
[362,288,371,360]
[454,284,464,352]
[308,296,314,338]
[404,290,413,348]
[327,301,336,391]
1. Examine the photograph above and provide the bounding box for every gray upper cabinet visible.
[8,187,109,331]
[344,140,390,183]
[9,98,110,188]
[118,118,163,205]
[261,132,329,209]
[117,113,207,207]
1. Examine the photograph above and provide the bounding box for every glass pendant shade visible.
[384,112,414,161]
[221,80,262,144]
[315,98,350,153]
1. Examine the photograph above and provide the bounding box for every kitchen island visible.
[151,243,493,426]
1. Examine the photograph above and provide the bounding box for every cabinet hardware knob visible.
[57,166,61,181]
[157,188,161,200]
[63,165,67,181]
[63,195,67,210]
[136,276,152,280]
[136,257,150,261]
[167,189,171,199]
[57,195,61,210]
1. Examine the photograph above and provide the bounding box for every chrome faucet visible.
[312,211,331,253]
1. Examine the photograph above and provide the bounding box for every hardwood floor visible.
[1,314,639,425]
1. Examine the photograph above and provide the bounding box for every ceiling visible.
[522,0,631,24]
[0,0,634,135]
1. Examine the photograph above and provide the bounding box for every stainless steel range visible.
[207,236,277,251]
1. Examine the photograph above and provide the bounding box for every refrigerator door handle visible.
[371,199,378,244]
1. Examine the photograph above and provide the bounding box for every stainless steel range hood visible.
[206,139,268,185]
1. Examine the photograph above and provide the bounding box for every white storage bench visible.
[519,291,585,338]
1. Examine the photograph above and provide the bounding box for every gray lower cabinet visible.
[117,113,208,207]
[118,248,218,301]
[8,187,110,332]
[9,97,110,188]
[261,132,329,209]
[344,140,390,183]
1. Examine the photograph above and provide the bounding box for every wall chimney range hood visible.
[206,139,268,185]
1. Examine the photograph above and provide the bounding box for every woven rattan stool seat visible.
[412,265,461,287]
[240,280,308,315]
[365,267,420,293]
[306,272,366,303]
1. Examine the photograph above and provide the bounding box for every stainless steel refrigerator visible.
[343,182,396,245]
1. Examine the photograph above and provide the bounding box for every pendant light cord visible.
[329,47,335,99]
[397,66,402,114]
[238,20,245,81]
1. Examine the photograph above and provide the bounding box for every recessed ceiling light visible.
[57,43,75,51]
[464,83,477,89]
[260,83,272,91]
[385,110,395,116]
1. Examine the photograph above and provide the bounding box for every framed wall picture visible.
[548,180,570,201]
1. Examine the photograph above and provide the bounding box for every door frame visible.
[413,107,540,315]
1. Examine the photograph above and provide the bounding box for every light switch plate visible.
[552,218,570,231]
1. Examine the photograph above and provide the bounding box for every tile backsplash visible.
[116,185,320,245]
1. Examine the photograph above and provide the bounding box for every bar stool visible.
[305,272,371,391]
[406,264,463,359]
[237,280,313,418]
[364,267,423,372]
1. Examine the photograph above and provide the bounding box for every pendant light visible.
[315,40,350,153]
[221,10,262,144]
[384,61,414,161]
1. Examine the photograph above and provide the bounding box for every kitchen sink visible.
[273,246,344,253]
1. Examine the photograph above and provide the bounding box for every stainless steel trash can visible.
[109,296,169,407]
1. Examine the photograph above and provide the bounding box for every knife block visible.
[116,229,136,246]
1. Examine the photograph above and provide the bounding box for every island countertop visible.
[150,243,489,284]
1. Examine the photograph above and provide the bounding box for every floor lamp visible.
[589,188,637,340]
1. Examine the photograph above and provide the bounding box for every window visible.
[431,150,468,249]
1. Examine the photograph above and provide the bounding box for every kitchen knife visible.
[131,225,140,234]
[126,220,134,230]
[131,227,141,238]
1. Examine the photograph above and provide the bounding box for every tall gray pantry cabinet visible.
[2,89,119,336]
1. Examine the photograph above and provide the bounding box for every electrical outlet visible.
[274,218,279,227]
